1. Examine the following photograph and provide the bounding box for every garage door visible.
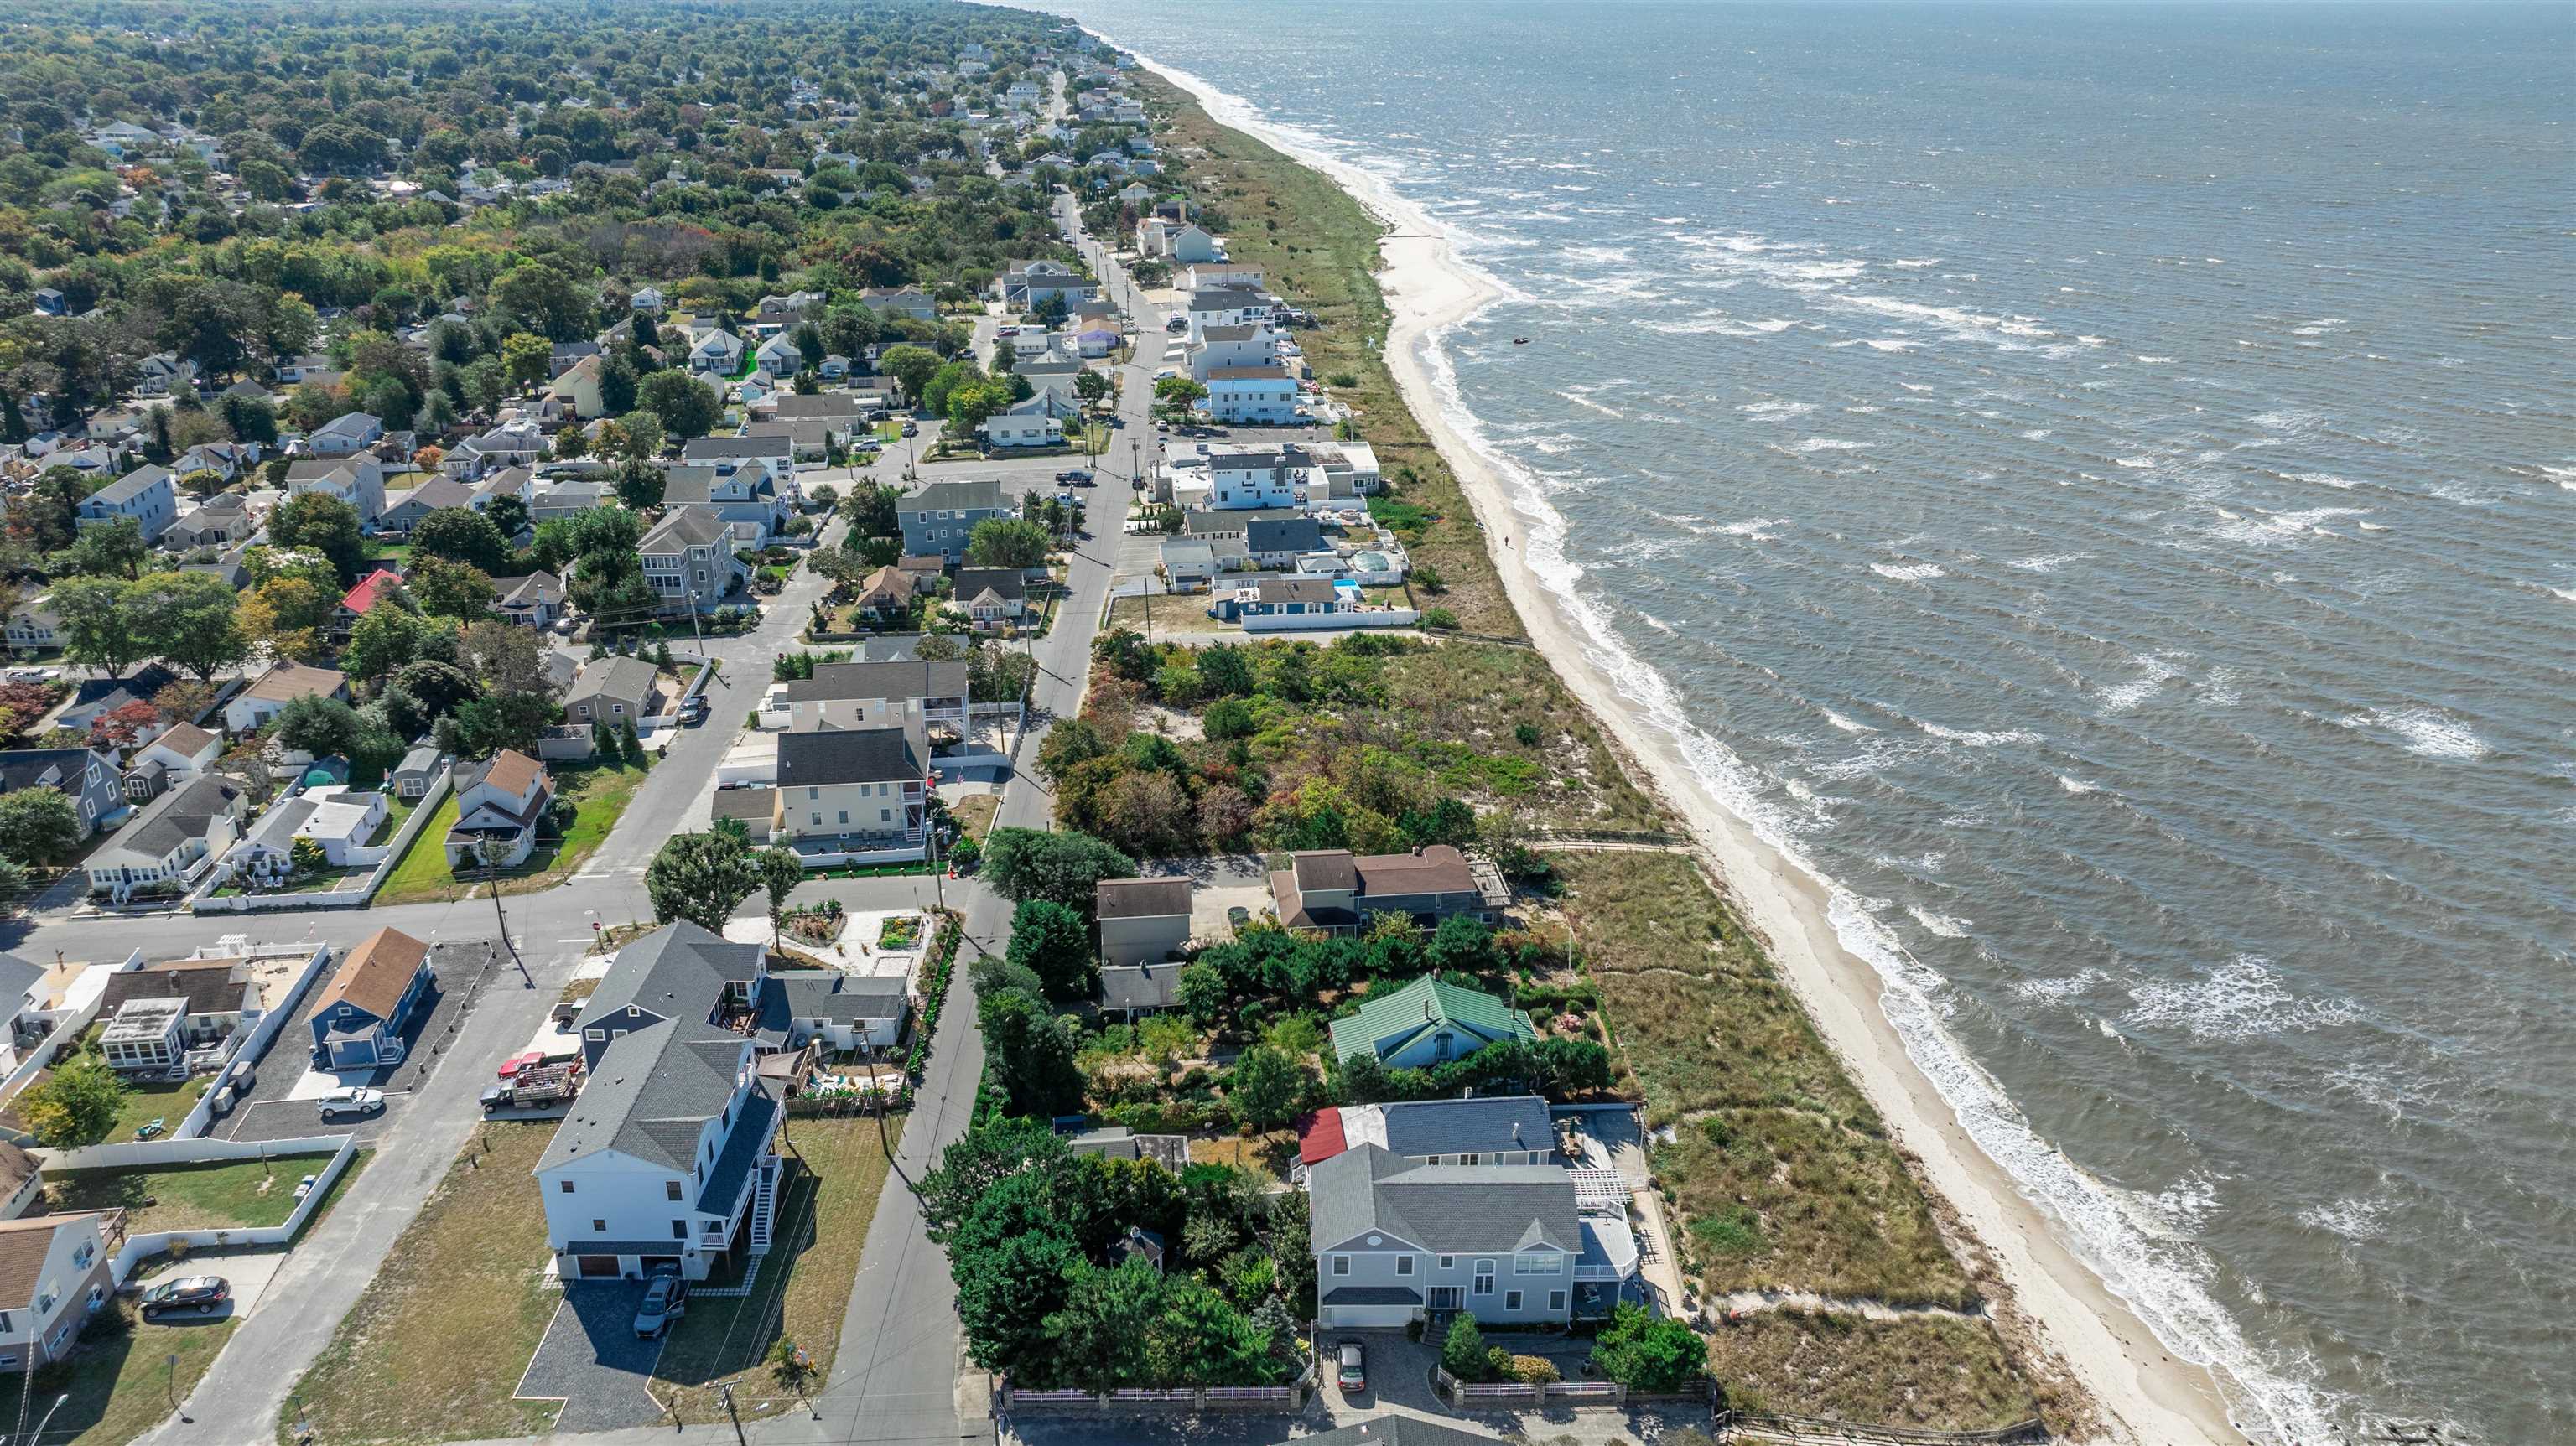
[640,1256,682,1276]
[576,1256,620,1278]
[1323,1304,1417,1329]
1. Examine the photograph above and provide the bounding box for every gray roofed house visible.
[82,774,247,901]
[639,505,750,614]
[1245,515,1326,564]
[79,464,179,543]
[1065,1126,1189,1174]
[1182,505,1302,540]
[1097,961,1186,1018]
[1376,1095,1558,1165]
[378,475,479,533]
[564,656,662,728]
[0,748,122,839]
[776,728,921,790]
[710,787,778,842]
[1096,875,1193,974]
[897,479,1010,562]
[680,435,792,466]
[1307,1143,1592,1329]
[754,972,910,1054]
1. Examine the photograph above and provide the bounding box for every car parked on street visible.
[633,1275,689,1338]
[1055,469,1092,484]
[316,1086,385,1121]
[140,1277,230,1319]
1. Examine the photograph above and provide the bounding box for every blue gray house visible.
[79,465,179,544]
[0,747,125,838]
[308,927,435,1070]
[896,479,1009,562]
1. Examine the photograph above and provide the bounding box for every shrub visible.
[1505,1353,1561,1384]
[1421,608,1459,631]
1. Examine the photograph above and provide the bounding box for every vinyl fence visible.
[27,1131,361,1286]
[192,768,453,912]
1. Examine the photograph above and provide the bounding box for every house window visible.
[586,1029,605,1040]
[1506,1290,1522,1311]
[1460,1153,1479,1167]
[837,811,848,826]
[1395,1256,1414,1276]
[811,813,822,827]
[1438,1256,1454,1271]
[1515,1252,1555,1275]
[593,1218,606,1233]
[672,1221,688,1239]
[1331,1256,1350,1277]
[559,1179,576,1194]
[1472,1262,1495,1296]
[1550,1290,1567,1312]
[666,1181,683,1201]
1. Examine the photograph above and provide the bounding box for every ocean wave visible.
[2122,955,2363,1042]
[2097,653,2189,715]
[1824,710,1874,733]
[1734,399,1815,418]
[2336,707,2490,760]
[1788,438,1872,453]
[2296,1195,2393,1242]
[1919,721,2044,747]
[1869,562,1945,581]
[2005,552,2094,573]
[1906,905,1973,938]
[2057,775,2101,796]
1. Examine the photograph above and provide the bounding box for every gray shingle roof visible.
[1376,1096,1556,1162]
[776,660,966,706]
[544,924,769,1177]
[901,479,1004,515]
[565,656,659,712]
[104,774,243,861]
[1307,1143,1579,1256]
[1098,963,1184,1013]
[90,465,171,506]
[641,505,735,552]
[776,728,921,788]
[682,435,791,462]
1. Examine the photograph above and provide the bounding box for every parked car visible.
[900,422,918,437]
[1336,1339,1367,1392]
[678,695,710,725]
[1054,469,1092,483]
[317,1086,384,1121]
[140,1277,229,1319]
[633,1275,689,1339]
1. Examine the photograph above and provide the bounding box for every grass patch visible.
[948,793,999,842]
[371,763,647,905]
[96,1072,209,1147]
[1143,74,1519,636]
[1708,1310,2039,1432]
[45,1157,333,1234]
[1109,594,1231,634]
[279,1122,562,1445]
[0,1306,237,1446]
[1553,853,1971,1309]
[651,1115,904,1423]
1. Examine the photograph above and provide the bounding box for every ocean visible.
[1036,2,2575,1440]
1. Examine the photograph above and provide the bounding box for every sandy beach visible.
[1128,47,2252,1446]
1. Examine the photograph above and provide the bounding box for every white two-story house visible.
[1203,444,1299,511]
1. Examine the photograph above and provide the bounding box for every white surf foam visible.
[1869,562,1945,581]
[2336,707,2490,760]
[1907,905,1974,938]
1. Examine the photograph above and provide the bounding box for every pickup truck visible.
[484,1063,581,1112]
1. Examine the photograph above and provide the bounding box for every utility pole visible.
[480,842,528,986]
[717,1381,749,1446]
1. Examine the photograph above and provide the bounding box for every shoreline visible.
[1113,39,2251,1446]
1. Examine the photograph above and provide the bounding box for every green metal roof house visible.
[1329,977,1538,1070]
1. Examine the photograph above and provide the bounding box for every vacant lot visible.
[652,1115,903,1423]
[279,1123,562,1444]
[1710,1310,2039,1431]
[1554,851,1971,1309]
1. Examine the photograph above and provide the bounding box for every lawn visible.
[948,793,999,842]
[0,1306,236,1446]
[651,1115,905,1423]
[874,420,904,443]
[1108,593,1232,635]
[1551,851,1973,1309]
[101,1073,209,1147]
[45,1156,347,1234]
[371,763,647,906]
[279,1123,562,1445]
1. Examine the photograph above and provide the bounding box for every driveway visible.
[132,1250,290,1325]
[514,1282,670,1433]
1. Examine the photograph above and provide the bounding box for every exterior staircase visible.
[748,1157,778,1255]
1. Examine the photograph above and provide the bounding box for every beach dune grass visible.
[1554,852,1973,1308]
[278,1122,562,1444]
[1143,75,1521,637]
[1711,1309,2040,1431]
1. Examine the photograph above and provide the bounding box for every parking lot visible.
[513,1282,669,1433]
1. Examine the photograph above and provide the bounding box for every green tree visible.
[49,574,146,678]
[270,694,362,758]
[501,332,553,391]
[1441,1313,1492,1383]
[131,570,248,681]
[1004,899,1094,1004]
[491,261,593,340]
[1034,717,1106,781]
[1176,961,1228,1025]
[409,556,497,620]
[878,344,941,402]
[17,1056,127,1148]
[1224,1044,1308,1131]
[637,369,723,441]
[756,847,804,951]
[981,828,1137,915]
[267,492,366,580]
[965,517,1052,569]
[612,410,665,461]
[1426,915,1498,976]
[408,507,512,574]
[1588,1303,1706,1391]
[646,831,759,932]
[50,515,148,578]
[342,604,434,685]
[979,985,1085,1120]
[613,458,666,510]
[917,1117,1075,1240]
[0,788,83,867]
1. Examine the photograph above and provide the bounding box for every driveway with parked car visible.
[513,1281,671,1433]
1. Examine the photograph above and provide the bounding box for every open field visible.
[278,1123,562,1444]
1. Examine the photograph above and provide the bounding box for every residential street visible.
[92,184,1148,1446]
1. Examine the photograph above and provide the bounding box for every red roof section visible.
[340,568,402,615]
[1296,1107,1347,1166]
